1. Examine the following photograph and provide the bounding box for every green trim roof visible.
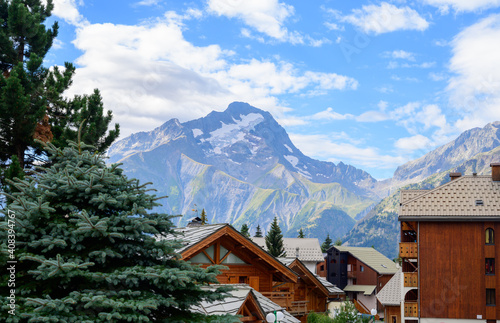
[343,285,376,295]
[334,246,398,274]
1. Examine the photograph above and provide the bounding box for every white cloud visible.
[49,0,88,27]
[310,107,353,120]
[394,134,432,151]
[290,133,406,170]
[340,2,429,34]
[136,0,160,6]
[356,111,390,122]
[422,0,500,13]
[66,11,357,137]
[446,14,500,131]
[384,50,416,61]
[429,72,446,81]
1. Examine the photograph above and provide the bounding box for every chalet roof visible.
[252,237,325,262]
[342,285,376,296]
[158,223,298,283]
[376,269,401,306]
[277,258,330,297]
[399,175,500,220]
[334,246,398,275]
[160,223,227,254]
[315,275,345,295]
[192,284,300,323]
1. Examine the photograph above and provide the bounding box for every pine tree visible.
[265,217,285,257]
[0,140,234,322]
[254,224,263,237]
[200,208,208,225]
[2,155,24,204]
[321,234,333,252]
[240,224,250,237]
[298,228,305,238]
[334,238,343,246]
[0,0,119,171]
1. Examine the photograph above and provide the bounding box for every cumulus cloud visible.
[395,134,432,151]
[48,0,88,27]
[340,2,429,34]
[384,50,416,61]
[310,107,353,120]
[446,14,500,131]
[65,11,357,137]
[421,0,500,13]
[289,133,407,170]
[206,0,323,45]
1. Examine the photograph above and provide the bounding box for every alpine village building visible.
[380,163,500,323]
[161,222,343,322]
[324,245,399,318]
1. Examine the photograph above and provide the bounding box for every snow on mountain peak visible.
[206,113,264,153]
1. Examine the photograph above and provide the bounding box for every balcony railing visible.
[404,302,418,317]
[260,292,293,309]
[404,272,418,287]
[400,242,418,259]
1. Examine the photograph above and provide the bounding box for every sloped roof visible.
[160,223,227,254]
[376,269,401,306]
[252,237,325,262]
[343,285,376,295]
[193,284,300,323]
[315,275,345,295]
[277,258,329,297]
[400,175,500,219]
[334,246,398,275]
[158,223,298,283]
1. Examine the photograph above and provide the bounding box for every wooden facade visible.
[179,224,329,321]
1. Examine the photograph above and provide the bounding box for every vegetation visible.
[200,208,208,225]
[0,140,233,322]
[334,238,342,246]
[321,234,333,252]
[240,224,250,237]
[254,224,263,237]
[265,217,285,257]
[298,228,305,238]
[0,0,119,175]
[307,300,362,323]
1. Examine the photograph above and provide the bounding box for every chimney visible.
[449,172,462,181]
[491,163,500,181]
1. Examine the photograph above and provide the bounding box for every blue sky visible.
[46,0,500,179]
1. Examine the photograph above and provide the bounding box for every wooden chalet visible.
[397,164,500,323]
[161,223,331,320]
[192,284,299,323]
[376,269,402,323]
[325,245,398,319]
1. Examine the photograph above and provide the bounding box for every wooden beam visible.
[220,250,232,264]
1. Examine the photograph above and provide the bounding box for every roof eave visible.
[399,216,500,222]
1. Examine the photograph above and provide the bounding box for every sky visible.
[45,0,500,179]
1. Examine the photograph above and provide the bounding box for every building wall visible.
[419,221,489,319]
[326,248,348,289]
[317,260,327,277]
[358,293,377,313]
[348,257,378,286]
[303,261,317,275]
[385,305,401,323]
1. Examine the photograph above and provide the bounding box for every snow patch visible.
[192,129,203,137]
[207,113,264,153]
[284,144,293,153]
[285,155,299,167]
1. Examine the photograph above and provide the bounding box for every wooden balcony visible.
[347,271,356,278]
[400,242,418,259]
[404,302,418,317]
[260,292,293,309]
[404,272,418,287]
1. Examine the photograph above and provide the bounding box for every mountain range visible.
[107,102,500,257]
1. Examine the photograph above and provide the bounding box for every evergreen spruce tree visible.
[0,140,234,322]
[298,228,305,238]
[321,234,333,252]
[265,217,285,257]
[0,0,119,171]
[334,238,342,246]
[200,208,208,225]
[254,224,263,237]
[240,224,250,237]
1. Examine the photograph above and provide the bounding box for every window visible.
[320,265,325,271]
[486,258,495,275]
[476,199,484,206]
[486,228,495,245]
[487,289,496,306]
[360,265,364,272]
